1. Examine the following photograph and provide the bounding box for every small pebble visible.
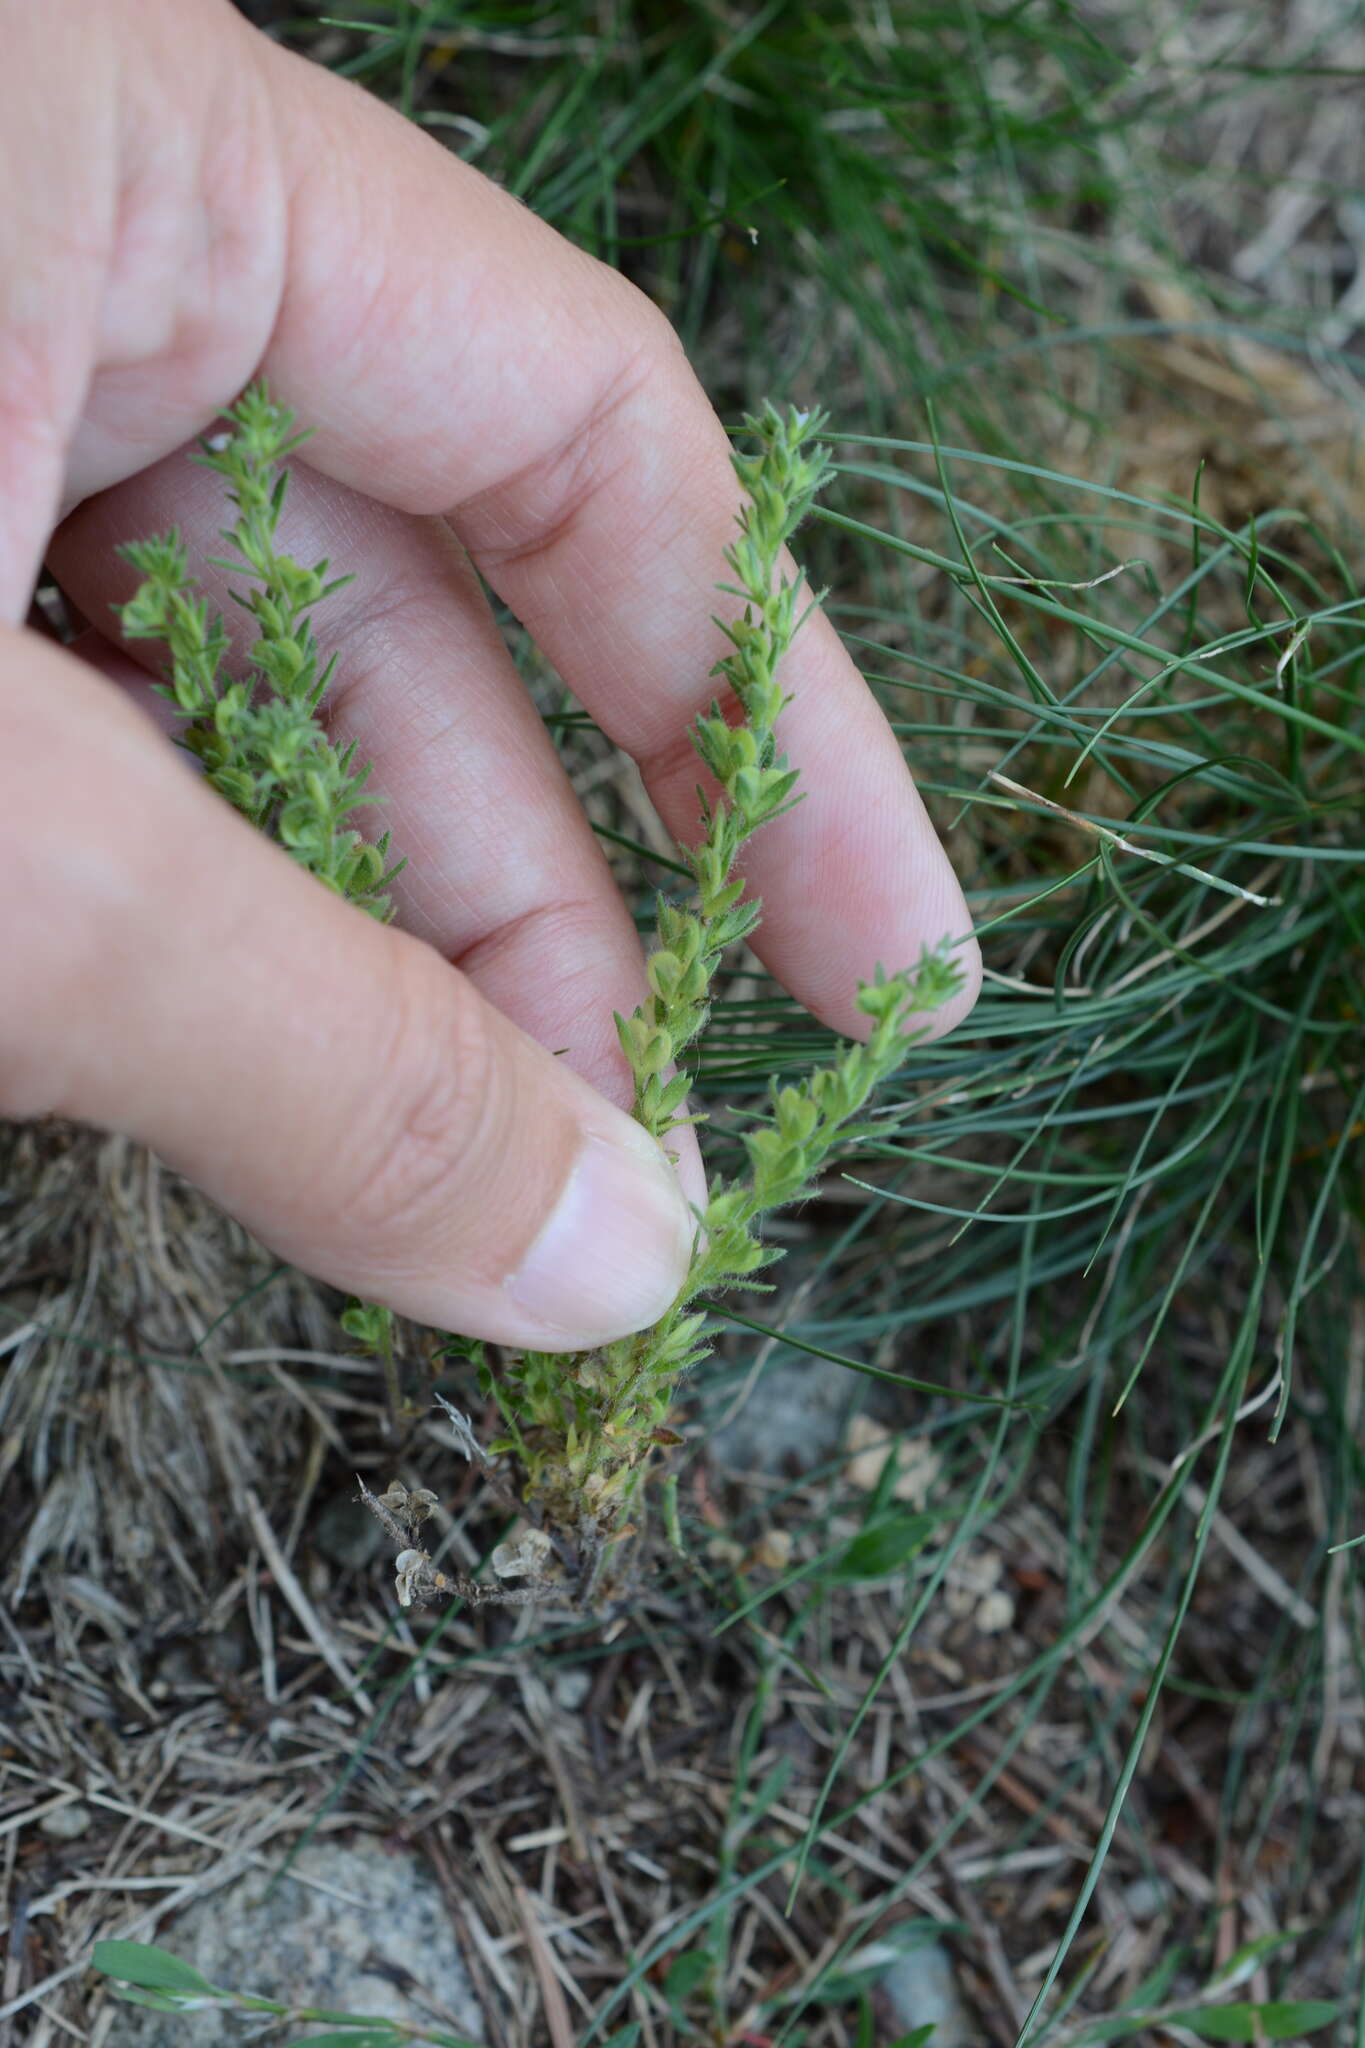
[1123,1876,1168,1921]
[976,1589,1016,1634]
[843,1412,942,1507]
[552,1668,592,1712]
[750,1528,793,1571]
[40,1802,92,1841]
[883,1943,973,2047]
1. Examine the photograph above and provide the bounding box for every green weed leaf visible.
[1206,1929,1305,1992]
[92,1941,216,1996]
[1174,2002,1337,2040]
[829,1510,936,1583]
[664,1949,712,2012]
[279,2033,401,2046]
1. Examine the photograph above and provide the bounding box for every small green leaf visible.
[889,2030,937,2048]
[829,1511,935,1583]
[1207,1928,1305,1992]
[1063,2018,1162,2044]
[754,1749,797,1803]
[1124,1946,1187,2010]
[279,2033,400,2046]
[92,1941,215,1996]
[664,1950,712,2011]
[279,2033,401,2046]
[1174,2001,1338,2041]
[601,2028,642,2048]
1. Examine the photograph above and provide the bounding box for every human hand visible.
[1,0,979,1350]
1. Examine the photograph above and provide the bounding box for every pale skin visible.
[1,0,980,1350]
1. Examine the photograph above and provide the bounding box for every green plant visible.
[90,1941,482,2047]
[117,387,405,923]
[463,402,963,1593]
[116,386,413,1417]
[116,385,962,1604]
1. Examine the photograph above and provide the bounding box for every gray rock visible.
[883,1942,973,2048]
[107,1840,483,2045]
[1122,1875,1169,1921]
[39,1801,92,1841]
[706,1352,867,1476]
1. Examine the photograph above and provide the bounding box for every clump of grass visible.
[708,426,1365,2041]
[116,385,963,1607]
[462,404,963,1595]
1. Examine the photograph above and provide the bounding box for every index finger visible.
[254,42,980,1040]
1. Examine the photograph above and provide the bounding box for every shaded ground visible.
[4,2,1365,2043]
[2,978,1360,2047]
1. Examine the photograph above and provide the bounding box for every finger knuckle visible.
[603,264,681,352]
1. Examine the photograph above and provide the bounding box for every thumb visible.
[2,629,695,1348]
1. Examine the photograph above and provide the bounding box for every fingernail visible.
[505,1126,695,1347]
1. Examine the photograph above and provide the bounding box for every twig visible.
[243,1487,374,1713]
[984,555,1145,593]
[987,771,1282,906]
[513,1883,575,2048]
